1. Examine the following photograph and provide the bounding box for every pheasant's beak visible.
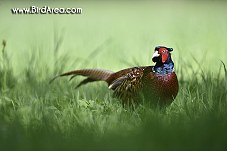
[162,53,169,63]
[152,51,160,62]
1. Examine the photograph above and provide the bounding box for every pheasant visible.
[50,46,179,106]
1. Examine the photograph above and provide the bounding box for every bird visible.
[50,46,179,106]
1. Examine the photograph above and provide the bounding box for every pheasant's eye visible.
[162,50,165,53]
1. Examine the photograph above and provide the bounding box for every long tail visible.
[50,69,114,88]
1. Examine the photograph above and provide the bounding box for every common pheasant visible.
[50,46,179,106]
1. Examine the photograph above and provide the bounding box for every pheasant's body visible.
[50,46,179,106]
[107,66,178,105]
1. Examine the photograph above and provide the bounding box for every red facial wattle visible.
[159,48,169,63]
[162,53,169,63]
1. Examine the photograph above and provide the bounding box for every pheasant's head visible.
[152,46,173,64]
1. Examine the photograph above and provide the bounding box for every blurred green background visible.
[0,1,226,73]
[0,1,227,150]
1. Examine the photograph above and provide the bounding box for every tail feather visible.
[50,69,114,88]
[74,77,96,89]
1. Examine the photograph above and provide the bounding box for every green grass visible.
[0,1,227,150]
[0,38,227,151]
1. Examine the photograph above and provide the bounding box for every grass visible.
[0,1,227,150]
[0,38,227,150]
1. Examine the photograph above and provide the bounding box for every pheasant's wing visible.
[108,76,129,90]
[108,66,153,89]
[108,67,153,102]
[106,66,151,84]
